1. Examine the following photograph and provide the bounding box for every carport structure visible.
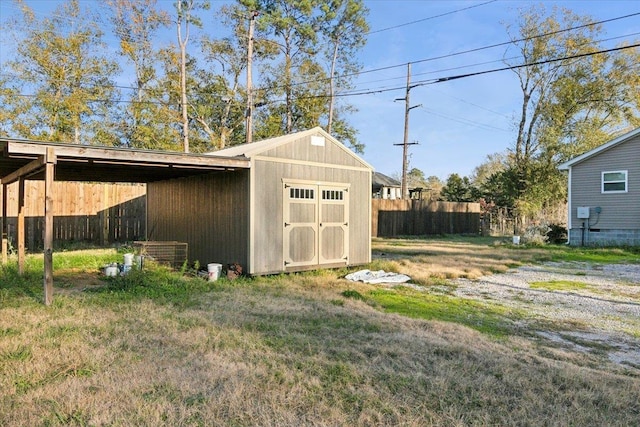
[0,138,249,305]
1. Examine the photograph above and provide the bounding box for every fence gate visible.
[283,181,349,269]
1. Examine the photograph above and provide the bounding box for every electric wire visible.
[1,3,638,131]
[256,12,640,92]
[3,42,638,110]
[366,0,497,35]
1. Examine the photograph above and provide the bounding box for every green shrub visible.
[341,289,365,301]
[547,223,568,244]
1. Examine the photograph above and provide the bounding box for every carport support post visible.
[17,178,25,274]
[2,183,7,265]
[43,148,56,306]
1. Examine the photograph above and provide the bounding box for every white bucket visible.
[124,253,134,266]
[512,235,521,245]
[207,263,222,282]
[104,265,119,277]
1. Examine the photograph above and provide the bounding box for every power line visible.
[287,43,640,100]
[366,0,497,35]
[290,27,640,91]
[431,43,640,84]
[5,42,638,108]
[3,44,637,141]
[428,87,512,119]
[422,107,511,132]
[51,30,640,98]
[409,12,640,67]
[3,2,637,96]
[253,12,640,93]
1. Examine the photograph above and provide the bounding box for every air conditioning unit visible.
[577,206,590,219]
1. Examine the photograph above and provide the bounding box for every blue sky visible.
[354,0,639,180]
[1,0,638,180]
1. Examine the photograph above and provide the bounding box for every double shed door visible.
[283,180,349,269]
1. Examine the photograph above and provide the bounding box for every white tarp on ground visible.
[345,269,411,284]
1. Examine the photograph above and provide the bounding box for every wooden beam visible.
[1,155,45,186]
[3,140,249,169]
[2,184,7,265]
[43,148,56,306]
[17,178,25,275]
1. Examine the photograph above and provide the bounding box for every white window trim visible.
[601,170,628,194]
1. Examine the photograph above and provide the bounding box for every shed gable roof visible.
[209,127,373,170]
[558,127,640,170]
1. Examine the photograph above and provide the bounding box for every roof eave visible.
[557,127,640,170]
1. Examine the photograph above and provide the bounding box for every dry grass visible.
[1,240,640,426]
[371,236,551,284]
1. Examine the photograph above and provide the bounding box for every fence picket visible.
[1,181,146,250]
[372,199,481,237]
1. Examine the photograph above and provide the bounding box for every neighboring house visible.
[558,127,640,246]
[372,172,402,199]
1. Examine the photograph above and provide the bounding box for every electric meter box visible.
[577,206,590,219]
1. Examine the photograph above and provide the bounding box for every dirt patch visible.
[54,269,108,294]
[452,262,640,369]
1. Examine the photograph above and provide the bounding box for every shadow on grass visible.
[0,264,44,305]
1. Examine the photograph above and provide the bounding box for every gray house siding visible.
[564,131,640,245]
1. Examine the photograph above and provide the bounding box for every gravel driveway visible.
[451,262,640,369]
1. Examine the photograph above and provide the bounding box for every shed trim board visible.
[253,155,372,172]
[248,162,256,276]
[207,127,374,171]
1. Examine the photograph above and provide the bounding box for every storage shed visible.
[0,137,249,304]
[147,127,373,275]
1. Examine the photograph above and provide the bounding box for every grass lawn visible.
[1,237,640,426]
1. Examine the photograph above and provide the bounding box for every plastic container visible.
[512,235,521,245]
[123,253,134,266]
[104,264,119,277]
[207,263,223,282]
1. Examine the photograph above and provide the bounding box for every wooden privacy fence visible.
[372,199,481,237]
[2,181,146,250]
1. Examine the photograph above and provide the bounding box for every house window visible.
[602,170,627,193]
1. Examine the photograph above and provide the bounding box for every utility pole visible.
[246,11,258,144]
[394,63,421,199]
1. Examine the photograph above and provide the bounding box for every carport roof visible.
[0,138,250,183]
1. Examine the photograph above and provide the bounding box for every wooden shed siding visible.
[251,158,370,274]
[261,135,364,168]
[570,135,640,229]
[147,171,249,267]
